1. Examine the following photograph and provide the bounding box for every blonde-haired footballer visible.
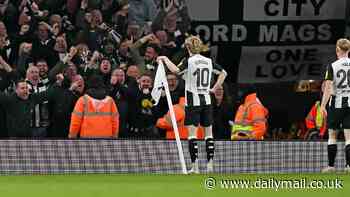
[157,36,227,173]
[321,38,350,172]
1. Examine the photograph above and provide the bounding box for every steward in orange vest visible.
[69,75,119,138]
[156,97,204,139]
[231,91,268,140]
[305,101,327,138]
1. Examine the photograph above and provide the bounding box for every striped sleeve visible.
[324,64,333,81]
[178,58,188,75]
[213,62,224,75]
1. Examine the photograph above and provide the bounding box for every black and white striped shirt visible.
[27,80,50,127]
[325,57,350,108]
[179,54,224,107]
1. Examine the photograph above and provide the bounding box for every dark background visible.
[190,0,349,132]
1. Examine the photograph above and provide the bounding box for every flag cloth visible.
[151,61,188,174]
[151,62,168,105]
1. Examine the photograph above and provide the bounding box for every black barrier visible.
[0,140,345,174]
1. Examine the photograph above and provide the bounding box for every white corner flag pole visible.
[152,62,187,174]
[163,76,188,174]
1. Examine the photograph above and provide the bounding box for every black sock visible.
[189,139,198,163]
[328,144,337,167]
[206,138,214,162]
[345,144,350,166]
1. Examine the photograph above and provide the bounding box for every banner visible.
[187,0,348,83]
[238,45,334,83]
[243,0,346,21]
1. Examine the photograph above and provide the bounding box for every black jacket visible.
[0,91,50,137]
[109,82,129,137]
[212,99,234,140]
[126,86,158,138]
[48,83,80,138]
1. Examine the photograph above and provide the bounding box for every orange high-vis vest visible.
[156,97,204,139]
[305,101,327,137]
[69,95,119,138]
[232,93,268,140]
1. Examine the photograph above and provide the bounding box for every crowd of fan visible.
[0,0,234,139]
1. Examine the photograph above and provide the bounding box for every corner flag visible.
[151,61,167,106]
[151,62,188,174]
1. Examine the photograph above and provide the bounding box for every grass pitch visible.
[0,174,348,196]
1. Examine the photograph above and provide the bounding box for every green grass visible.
[0,174,349,196]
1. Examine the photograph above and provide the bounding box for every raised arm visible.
[157,56,180,74]
[129,34,157,70]
[48,46,77,81]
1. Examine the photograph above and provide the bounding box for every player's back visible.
[331,57,350,108]
[332,57,350,93]
[185,54,213,95]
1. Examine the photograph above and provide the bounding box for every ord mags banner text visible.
[187,0,348,83]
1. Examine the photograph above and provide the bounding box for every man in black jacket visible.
[47,74,84,138]
[109,68,129,138]
[126,73,158,138]
[0,79,51,137]
[0,55,18,137]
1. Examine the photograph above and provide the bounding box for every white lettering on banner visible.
[232,25,248,41]
[196,25,248,42]
[213,25,229,42]
[195,23,332,43]
[186,0,346,83]
[259,24,331,42]
[238,45,334,83]
[244,0,346,21]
